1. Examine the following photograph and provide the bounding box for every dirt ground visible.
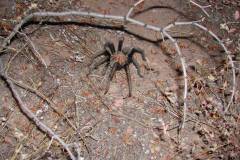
[0,0,240,160]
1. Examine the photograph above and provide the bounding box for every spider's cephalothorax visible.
[112,52,128,66]
[88,37,146,97]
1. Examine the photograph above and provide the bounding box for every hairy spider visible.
[88,37,146,97]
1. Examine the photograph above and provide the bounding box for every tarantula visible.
[88,37,146,97]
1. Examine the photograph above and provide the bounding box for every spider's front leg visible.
[92,40,116,61]
[132,57,144,78]
[104,42,116,55]
[88,56,109,75]
[88,40,115,75]
[104,62,117,94]
[91,50,107,62]
[124,65,132,97]
[117,37,124,51]
[128,47,146,61]
[101,62,110,76]
[123,47,145,78]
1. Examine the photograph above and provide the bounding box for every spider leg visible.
[122,47,130,55]
[117,37,124,51]
[104,42,116,55]
[101,62,110,76]
[89,57,109,74]
[92,49,107,60]
[89,49,108,68]
[104,63,117,94]
[124,65,132,97]
[132,57,143,78]
[128,47,146,61]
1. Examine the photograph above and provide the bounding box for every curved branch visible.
[162,30,188,130]
[164,21,236,113]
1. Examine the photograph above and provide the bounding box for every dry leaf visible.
[220,23,229,31]
[228,28,236,33]
[111,115,121,124]
[179,42,189,49]
[234,10,240,20]
[150,140,160,153]
[4,136,14,145]
[82,91,92,97]
[222,81,228,89]
[14,128,24,139]
[111,98,124,110]
[29,3,38,9]
[196,59,203,66]
[149,106,165,115]
[208,74,216,81]
[122,127,134,145]
[108,127,117,135]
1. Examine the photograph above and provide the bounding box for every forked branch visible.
[189,0,211,17]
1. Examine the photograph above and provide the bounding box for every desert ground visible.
[0,0,239,159]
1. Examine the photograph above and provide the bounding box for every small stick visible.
[4,43,28,73]
[126,0,145,18]
[17,31,48,68]
[190,0,211,17]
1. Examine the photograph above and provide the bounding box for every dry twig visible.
[17,31,48,68]
[189,0,211,17]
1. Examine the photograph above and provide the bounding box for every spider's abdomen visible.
[112,52,128,66]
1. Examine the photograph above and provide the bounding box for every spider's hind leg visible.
[132,57,144,78]
[104,63,117,94]
[124,65,132,97]
[101,62,110,76]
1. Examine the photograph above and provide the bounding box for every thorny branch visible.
[0,0,236,148]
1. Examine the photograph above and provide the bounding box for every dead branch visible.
[189,0,211,17]
[126,0,145,18]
